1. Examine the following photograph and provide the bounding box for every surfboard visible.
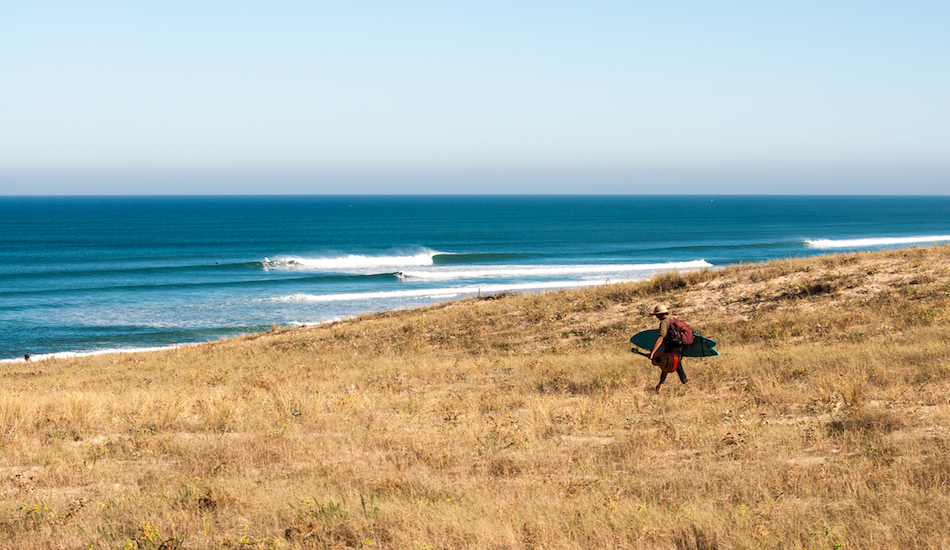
[630,329,719,357]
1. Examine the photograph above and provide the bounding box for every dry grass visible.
[2,245,950,549]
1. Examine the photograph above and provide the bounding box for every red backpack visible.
[666,318,695,346]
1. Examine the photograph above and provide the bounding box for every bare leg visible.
[656,370,668,393]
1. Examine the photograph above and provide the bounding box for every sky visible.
[2,1,948,195]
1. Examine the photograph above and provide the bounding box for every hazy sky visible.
[2,2,948,194]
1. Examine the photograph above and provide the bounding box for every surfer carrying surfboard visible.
[630,305,717,392]
[648,304,688,393]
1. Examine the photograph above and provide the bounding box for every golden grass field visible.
[2,245,949,549]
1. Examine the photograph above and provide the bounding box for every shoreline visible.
[0,343,197,364]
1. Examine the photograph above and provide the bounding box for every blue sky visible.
[2,2,948,194]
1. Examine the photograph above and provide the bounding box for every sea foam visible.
[0,343,197,364]
[806,235,950,249]
[273,279,645,304]
[263,251,440,270]
[398,260,713,280]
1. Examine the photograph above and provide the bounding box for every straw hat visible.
[652,304,669,316]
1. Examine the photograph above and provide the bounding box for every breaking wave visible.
[805,235,950,249]
[398,260,713,280]
[271,280,626,304]
[262,251,441,270]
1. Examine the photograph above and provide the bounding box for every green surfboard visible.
[630,329,719,357]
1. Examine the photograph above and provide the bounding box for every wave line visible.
[398,260,713,280]
[271,279,645,304]
[805,235,950,249]
[264,251,441,270]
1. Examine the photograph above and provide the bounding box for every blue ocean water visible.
[2,195,949,361]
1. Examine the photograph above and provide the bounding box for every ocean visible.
[2,195,949,361]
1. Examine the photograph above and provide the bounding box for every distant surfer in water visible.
[649,304,687,393]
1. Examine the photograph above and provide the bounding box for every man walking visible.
[648,304,688,393]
